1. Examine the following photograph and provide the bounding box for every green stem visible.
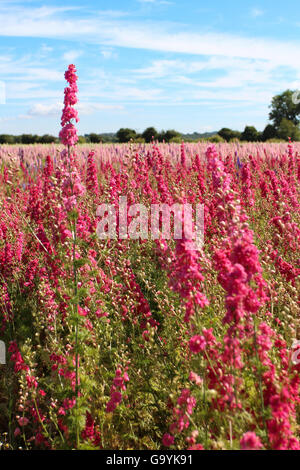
[73,220,80,448]
[253,319,269,444]
[67,144,80,448]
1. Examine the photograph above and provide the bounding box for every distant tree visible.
[39,134,57,144]
[261,124,277,142]
[88,133,102,143]
[169,136,182,143]
[134,136,146,143]
[99,135,109,143]
[241,126,261,142]
[158,129,181,143]
[165,130,181,142]
[0,134,15,144]
[20,134,38,144]
[277,118,300,141]
[142,127,158,143]
[208,134,225,143]
[100,133,118,143]
[116,128,137,143]
[269,90,300,129]
[77,136,87,144]
[218,128,241,142]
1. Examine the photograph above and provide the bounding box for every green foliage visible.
[1,143,300,450]
[277,118,300,141]
[261,124,277,142]
[218,128,241,142]
[269,89,300,129]
[159,129,181,143]
[207,134,225,143]
[0,134,58,144]
[88,133,102,144]
[116,128,137,143]
[0,134,16,144]
[241,126,261,142]
[142,127,159,143]
[169,136,182,143]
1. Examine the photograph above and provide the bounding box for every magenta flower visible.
[189,335,206,354]
[18,417,29,427]
[240,432,263,450]
[59,64,79,147]
[162,433,174,447]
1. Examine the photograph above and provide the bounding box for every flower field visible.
[0,66,299,451]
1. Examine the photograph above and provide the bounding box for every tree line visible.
[1,89,299,144]
[219,90,300,142]
[0,129,184,145]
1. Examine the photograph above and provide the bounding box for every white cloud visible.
[77,102,124,114]
[133,56,297,101]
[0,55,62,82]
[27,101,123,117]
[251,8,264,18]
[101,50,112,59]
[0,4,299,69]
[0,113,33,123]
[137,0,172,4]
[63,50,83,62]
[100,48,116,59]
[28,102,61,116]
[40,44,53,54]
[79,86,163,102]
[0,2,299,131]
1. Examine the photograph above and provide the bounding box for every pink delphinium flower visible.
[106,367,130,413]
[240,432,263,450]
[59,64,79,147]
[86,151,99,195]
[18,417,29,427]
[162,433,174,447]
[189,335,206,354]
[168,389,197,437]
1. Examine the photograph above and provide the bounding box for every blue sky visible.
[0,0,300,135]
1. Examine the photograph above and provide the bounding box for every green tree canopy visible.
[208,134,225,143]
[269,90,300,129]
[116,128,137,143]
[261,124,277,142]
[0,134,15,144]
[142,127,158,143]
[218,128,241,142]
[277,118,300,141]
[241,126,261,142]
[159,129,181,143]
[87,133,102,143]
[77,136,87,144]
[20,134,39,144]
[39,134,57,144]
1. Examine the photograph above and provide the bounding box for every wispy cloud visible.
[40,44,53,54]
[137,0,172,4]
[63,50,83,63]
[133,57,297,100]
[28,101,124,117]
[28,102,61,116]
[100,48,117,59]
[0,1,299,133]
[0,3,299,68]
[251,8,264,18]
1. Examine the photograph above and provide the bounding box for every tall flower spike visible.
[59,64,79,147]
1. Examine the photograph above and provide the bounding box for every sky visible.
[0,0,300,136]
